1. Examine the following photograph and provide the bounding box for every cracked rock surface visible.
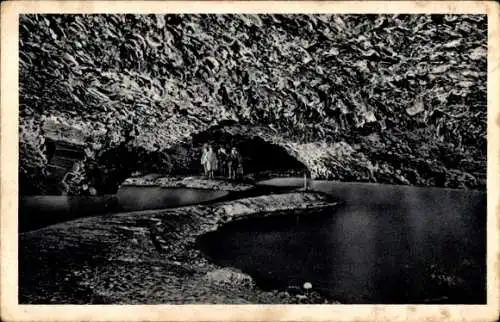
[20,14,486,195]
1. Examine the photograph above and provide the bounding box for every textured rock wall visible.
[19,14,487,193]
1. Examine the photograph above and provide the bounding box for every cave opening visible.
[92,129,308,194]
[28,126,309,196]
[191,128,308,180]
[89,143,171,195]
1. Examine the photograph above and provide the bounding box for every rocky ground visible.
[121,174,255,192]
[19,191,340,304]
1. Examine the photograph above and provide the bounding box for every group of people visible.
[201,144,243,180]
[59,142,245,196]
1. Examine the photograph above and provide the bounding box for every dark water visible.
[116,185,230,211]
[198,179,486,304]
[18,194,120,232]
[19,186,230,232]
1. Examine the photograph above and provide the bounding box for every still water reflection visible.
[198,180,486,303]
[19,186,230,232]
[116,186,230,211]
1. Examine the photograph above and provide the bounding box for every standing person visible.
[217,146,228,177]
[201,144,209,177]
[206,145,218,179]
[303,171,310,191]
[228,147,243,180]
[227,146,235,180]
[235,148,244,180]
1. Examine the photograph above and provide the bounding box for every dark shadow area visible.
[88,143,172,195]
[18,195,121,232]
[18,229,117,304]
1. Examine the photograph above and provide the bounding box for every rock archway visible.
[189,125,309,180]
[23,119,366,196]
[32,124,311,196]
[82,125,310,194]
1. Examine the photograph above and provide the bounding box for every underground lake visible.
[197,180,487,304]
[19,185,232,232]
[18,177,487,304]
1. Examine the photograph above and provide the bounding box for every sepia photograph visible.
[1,1,499,321]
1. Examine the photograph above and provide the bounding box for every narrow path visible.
[19,191,339,304]
[19,176,312,232]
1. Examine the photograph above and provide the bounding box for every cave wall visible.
[21,121,310,195]
[19,15,487,193]
[21,118,485,196]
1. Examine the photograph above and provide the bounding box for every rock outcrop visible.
[122,175,255,192]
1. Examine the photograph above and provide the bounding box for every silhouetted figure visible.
[205,145,218,179]
[201,144,209,177]
[217,146,228,177]
[303,171,311,191]
[228,147,243,180]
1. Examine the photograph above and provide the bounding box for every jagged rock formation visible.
[19,14,487,194]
